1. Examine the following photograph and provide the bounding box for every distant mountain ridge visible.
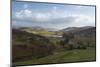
[15,26,58,32]
[60,26,94,33]
[62,26,96,38]
[73,27,96,37]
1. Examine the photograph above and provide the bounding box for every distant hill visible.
[62,26,96,38]
[60,26,93,33]
[19,26,46,31]
[73,27,96,37]
[16,26,58,32]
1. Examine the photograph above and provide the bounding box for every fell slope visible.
[12,29,55,62]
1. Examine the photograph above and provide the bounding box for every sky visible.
[12,1,96,30]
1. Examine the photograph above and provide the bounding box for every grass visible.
[15,48,96,65]
[24,30,63,37]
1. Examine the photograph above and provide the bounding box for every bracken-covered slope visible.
[12,29,55,62]
[62,26,96,37]
[60,26,93,33]
[73,27,96,37]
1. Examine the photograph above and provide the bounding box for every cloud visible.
[15,9,33,19]
[35,13,51,22]
[14,5,77,22]
[73,14,95,25]
[13,5,95,29]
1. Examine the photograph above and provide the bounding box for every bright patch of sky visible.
[12,1,95,30]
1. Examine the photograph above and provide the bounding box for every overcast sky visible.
[12,1,95,30]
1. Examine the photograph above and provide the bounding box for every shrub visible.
[67,44,74,50]
[61,33,74,48]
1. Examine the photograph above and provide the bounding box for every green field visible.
[22,29,63,37]
[15,48,96,65]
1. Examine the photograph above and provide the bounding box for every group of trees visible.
[60,33,74,50]
[60,33,96,50]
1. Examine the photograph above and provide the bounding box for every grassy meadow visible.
[15,48,95,65]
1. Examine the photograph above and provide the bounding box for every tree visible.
[61,33,74,48]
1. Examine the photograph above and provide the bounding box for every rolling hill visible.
[12,29,55,62]
[60,26,96,37]
[73,27,96,37]
[60,26,93,32]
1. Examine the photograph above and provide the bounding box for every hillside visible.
[61,26,96,37]
[12,26,96,65]
[19,26,58,32]
[60,26,93,33]
[12,29,55,62]
[18,27,62,37]
[73,27,96,37]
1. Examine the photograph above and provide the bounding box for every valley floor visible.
[15,48,96,65]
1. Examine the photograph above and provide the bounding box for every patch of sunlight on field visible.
[23,30,63,37]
